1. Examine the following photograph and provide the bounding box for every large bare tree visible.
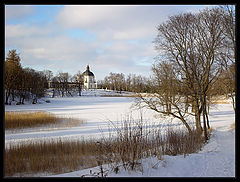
[143,6,234,141]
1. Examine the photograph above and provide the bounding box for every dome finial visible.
[86,65,89,70]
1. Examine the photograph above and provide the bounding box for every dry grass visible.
[4,139,98,177]
[210,95,230,104]
[229,122,235,130]
[211,100,229,104]
[5,111,83,129]
[162,127,203,156]
[4,114,205,177]
[96,118,204,173]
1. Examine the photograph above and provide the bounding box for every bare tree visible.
[43,70,53,89]
[75,71,83,96]
[152,7,229,141]
[56,72,72,97]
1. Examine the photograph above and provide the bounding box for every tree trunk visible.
[197,82,208,141]
[203,95,210,129]
[201,101,208,142]
[166,103,169,113]
[180,117,192,134]
[52,89,55,98]
[205,107,210,129]
[207,102,210,115]
[230,92,235,113]
[78,83,81,96]
[192,100,195,113]
[5,91,10,105]
[11,90,15,101]
[21,95,25,104]
[193,98,202,132]
[195,110,202,133]
[168,101,172,113]
[185,96,189,113]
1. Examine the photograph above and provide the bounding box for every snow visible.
[5,91,235,177]
[48,103,235,177]
[5,96,151,146]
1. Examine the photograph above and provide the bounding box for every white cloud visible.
[55,5,133,29]
[5,5,34,20]
[55,5,171,40]
[5,24,52,39]
[5,5,215,80]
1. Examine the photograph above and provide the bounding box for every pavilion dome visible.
[83,65,94,76]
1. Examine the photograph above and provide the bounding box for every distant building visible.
[47,65,97,90]
[82,65,97,89]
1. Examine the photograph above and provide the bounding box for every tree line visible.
[4,50,85,104]
[4,50,48,105]
[97,72,151,93]
[4,49,152,104]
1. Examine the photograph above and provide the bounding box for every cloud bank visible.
[5,5,215,80]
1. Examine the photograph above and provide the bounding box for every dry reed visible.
[4,114,205,177]
[5,139,98,177]
[5,111,83,129]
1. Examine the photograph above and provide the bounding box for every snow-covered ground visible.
[5,92,235,177]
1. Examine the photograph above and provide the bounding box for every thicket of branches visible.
[136,5,235,141]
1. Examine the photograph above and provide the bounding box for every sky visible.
[5,5,217,80]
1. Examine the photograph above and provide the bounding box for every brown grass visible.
[5,111,83,129]
[210,95,230,104]
[211,100,229,104]
[4,139,98,177]
[229,122,235,130]
[4,114,205,177]
[96,119,204,173]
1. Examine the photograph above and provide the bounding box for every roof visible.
[83,65,94,76]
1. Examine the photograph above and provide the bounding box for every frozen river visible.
[5,96,163,147]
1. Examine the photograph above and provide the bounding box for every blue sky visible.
[5,5,217,80]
